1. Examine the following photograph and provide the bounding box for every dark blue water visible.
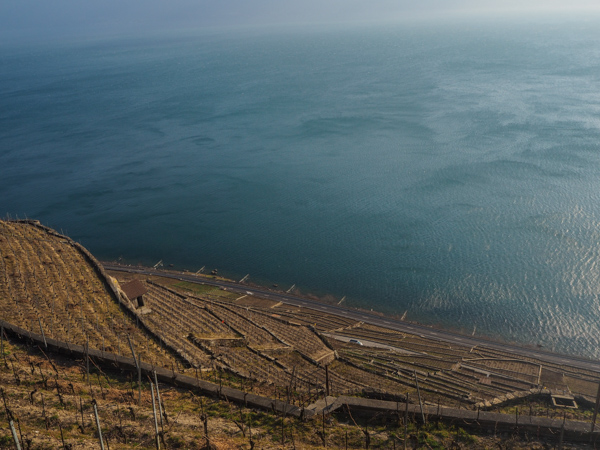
[3,17,600,357]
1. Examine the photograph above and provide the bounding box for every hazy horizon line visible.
[3,7,600,47]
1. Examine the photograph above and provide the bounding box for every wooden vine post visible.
[404,392,409,450]
[9,420,21,450]
[414,371,425,424]
[151,382,161,449]
[154,371,167,427]
[127,335,142,405]
[92,400,106,450]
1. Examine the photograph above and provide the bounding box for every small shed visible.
[121,279,148,308]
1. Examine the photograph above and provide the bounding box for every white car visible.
[348,339,363,346]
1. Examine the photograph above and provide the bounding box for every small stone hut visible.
[121,279,148,308]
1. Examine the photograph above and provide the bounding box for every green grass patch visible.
[418,431,445,449]
[172,280,239,301]
[173,281,223,295]
[456,427,478,445]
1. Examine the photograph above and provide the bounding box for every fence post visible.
[151,382,161,449]
[558,412,565,450]
[9,420,21,450]
[127,335,141,405]
[414,371,425,424]
[404,392,409,450]
[138,356,142,405]
[79,397,85,431]
[154,371,166,428]
[86,338,90,384]
[92,400,106,450]
[38,318,47,349]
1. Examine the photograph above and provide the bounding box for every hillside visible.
[0,220,182,369]
[1,218,600,448]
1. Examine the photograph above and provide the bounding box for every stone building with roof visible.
[120,279,148,308]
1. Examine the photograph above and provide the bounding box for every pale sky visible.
[1,0,600,41]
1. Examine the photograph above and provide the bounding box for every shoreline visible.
[102,261,600,372]
[101,259,512,349]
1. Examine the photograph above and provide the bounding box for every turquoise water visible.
[2,17,600,357]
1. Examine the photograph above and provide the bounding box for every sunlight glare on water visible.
[2,16,600,356]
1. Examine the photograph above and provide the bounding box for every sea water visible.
[2,16,600,357]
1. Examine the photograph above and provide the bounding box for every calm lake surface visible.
[2,16,600,357]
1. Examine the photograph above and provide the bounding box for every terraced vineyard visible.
[136,281,385,397]
[0,220,176,368]
[3,218,600,415]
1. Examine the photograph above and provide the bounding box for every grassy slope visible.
[1,337,558,449]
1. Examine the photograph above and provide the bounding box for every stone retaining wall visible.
[3,317,600,442]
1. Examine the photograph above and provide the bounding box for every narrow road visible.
[322,333,422,354]
[102,263,600,373]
